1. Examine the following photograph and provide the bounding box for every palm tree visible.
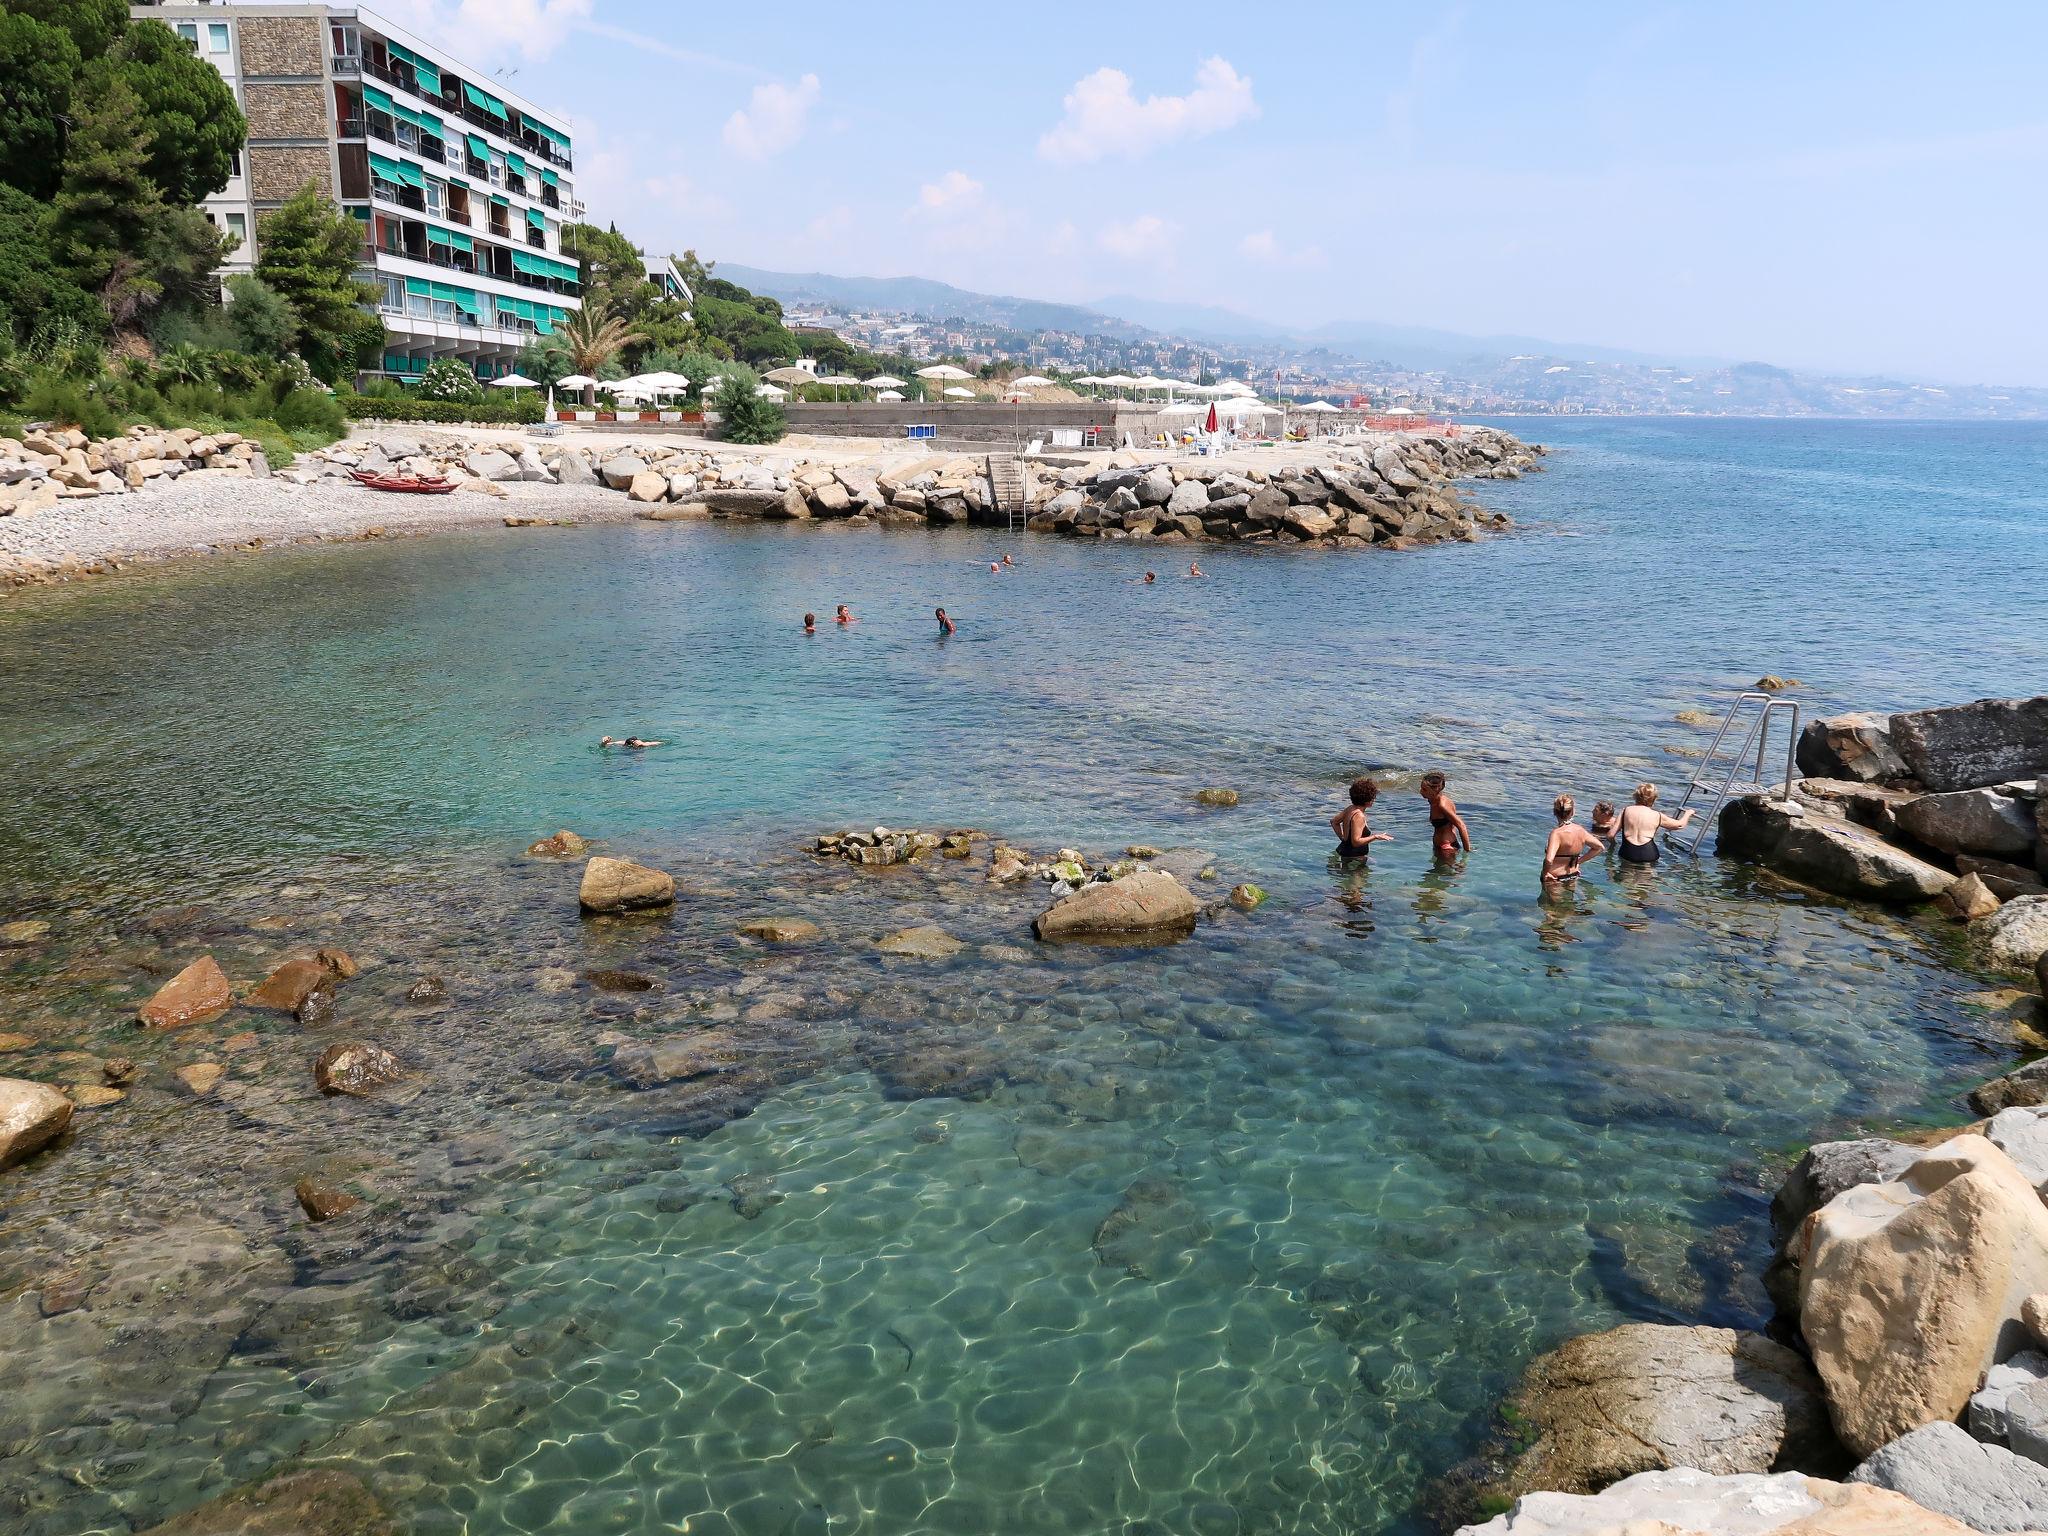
[554,304,645,406]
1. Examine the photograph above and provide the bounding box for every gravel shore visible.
[0,473,632,586]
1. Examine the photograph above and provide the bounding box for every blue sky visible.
[378,1,2048,384]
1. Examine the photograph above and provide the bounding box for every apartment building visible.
[137,3,585,383]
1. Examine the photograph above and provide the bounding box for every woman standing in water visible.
[1330,777,1393,860]
[1541,794,1603,887]
[1418,771,1472,860]
[1614,783,1693,865]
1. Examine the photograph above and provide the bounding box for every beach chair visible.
[1024,438,1044,456]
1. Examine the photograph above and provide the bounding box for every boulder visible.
[1486,1324,1838,1500]
[578,856,676,914]
[1195,787,1240,807]
[1035,870,1199,943]
[1981,897,2048,971]
[2008,1377,2048,1466]
[463,448,519,482]
[875,926,964,960]
[1797,713,1910,783]
[1897,786,2039,859]
[627,470,668,503]
[293,1176,361,1223]
[599,453,645,490]
[514,448,552,483]
[1940,872,2003,921]
[247,957,335,1012]
[1133,465,1174,506]
[1848,1421,2048,1532]
[703,485,803,518]
[314,1041,403,1097]
[1972,1060,2048,1116]
[138,955,234,1028]
[737,917,820,945]
[316,947,359,980]
[1165,478,1209,515]
[1959,854,2048,902]
[0,1077,73,1171]
[1283,506,1336,540]
[810,481,852,514]
[554,449,597,486]
[137,1468,393,1536]
[1969,1349,2048,1440]
[1767,1136,1920,1317]
[1890,697,2048,793]
[1372,442,1425,491]
[1716,794,1951,903]
[526,828,589,858]
[1799,1135,2048,1456]
[1457,1468,1978,1536]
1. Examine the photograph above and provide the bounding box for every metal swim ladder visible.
[1665,692,1802,855]
[986,453,1028,534]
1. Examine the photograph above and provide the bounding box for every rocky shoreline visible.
[1,421,1539,586]
[1460,694,2048,1534]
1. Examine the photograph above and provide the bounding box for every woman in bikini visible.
[1614,783,1693,866]
[1418,771,1472,860]
[1330,777,1393,860]
[1541,793,1603,886]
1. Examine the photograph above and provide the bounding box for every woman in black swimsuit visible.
[1331,777,1393,859]
[1615,782,1693,864]
[1418,771,1473,860]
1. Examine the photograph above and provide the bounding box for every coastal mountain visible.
[714,265,1150,341]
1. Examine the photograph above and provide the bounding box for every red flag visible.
[1204,403,1218,433]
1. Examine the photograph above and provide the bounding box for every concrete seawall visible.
[780,401,1372,446]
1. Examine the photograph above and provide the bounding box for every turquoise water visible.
[0,419,2044,1533]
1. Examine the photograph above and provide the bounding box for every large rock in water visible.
[578,856,676,913]
[246,957,335,1011]
[703,485,806,519]
[0,1078,73,1171]
[1849,1421,2048,1532]
[314,1040,403,1097]
[1717,794,1951,903]
[1799,1134,2048,1457]
[1891,696,2048,792]
[1034,870,1199,943]
[1457,1468,1979,1536]
[1895,785,2040,858]
[138,955,234,1028]
[1980,896,2048,971]
[138,1467,393,1536]
[1486,1324,1838,1500]
[1797,712,1911,784]
[1767,1137,1920,1318]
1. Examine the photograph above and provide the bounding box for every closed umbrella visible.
[1205,403,1219,433]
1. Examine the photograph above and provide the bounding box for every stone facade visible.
[244,83,330,141]
[236,14,324,76]
[248,144,333,202]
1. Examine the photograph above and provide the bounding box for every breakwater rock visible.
[0,425,270,517]
[281,425,1539,551]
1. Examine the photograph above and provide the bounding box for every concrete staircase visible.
[986,453,1029,532]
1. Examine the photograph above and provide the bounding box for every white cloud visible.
[1098,213,1180,262]
[1239,229,1327,269]
[1039,57,1258,164]
[575,21,765,77]
[915,170,984,214]
[723,73,821,160]
[372,0,591,63]
[643,172,731,222]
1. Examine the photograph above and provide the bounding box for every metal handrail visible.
[1667,692,1802,855]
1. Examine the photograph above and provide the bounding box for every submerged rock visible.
[1482,1323,1838,1501]
[314,1041,403,1098]
[876,926,964,960]
[578,855,676,914]
[1458,1468,1976,1536]
[1092,1176,1212,1279]
[404,975,446,1003]
[174,1062,223,1096]
[1035,870,1199,943]
[1849,1421,2048,1532]
[738,916,821,945]
[138,955,234,1028]
[526,829,590,858]
[294,1176,362,1223]
[0,1077,73,1171]
[0,918,52,945]
[247,957,335,1012]
[1194,787,1239,807]
[315,947,360,980]
[137,1468,393,1536]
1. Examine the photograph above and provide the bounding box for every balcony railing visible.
[358,52,576,170]
[362,233,579,298]
[541,187,559,210]
[332,52,360,76]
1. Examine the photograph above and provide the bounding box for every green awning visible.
[363,84,394,114]
[447,230,473,253]
[426,225,452,245]
[510,251,544,276]
[465,133,489,160]
[368,152,404,184]
[463,82,507,120]
[448,176,469,188]
[506,151,525,175]
[489,192,509,207]
[525,206,545,230]
[392,157,426,189]
[411,58,441,96]
[539,167,558,187]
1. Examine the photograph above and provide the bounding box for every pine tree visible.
[255,182,382,382]
[51,74,163,319]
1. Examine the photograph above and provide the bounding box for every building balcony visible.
[332,52,360,76]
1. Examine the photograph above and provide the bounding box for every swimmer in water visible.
[990,562,1000,573]
[1143,571,1157,584]
[1001,553,1014,567]
[1418,770,1473,860]
[1589,800,1619,844]
[803,612,817,634]
[1187,561,1204,578]
[935,606,955,635]
[600,736,664,750]
[835,604,856,625]
[1541,794,1603,886]
[1330,776,1393,860]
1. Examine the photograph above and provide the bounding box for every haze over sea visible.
[3,417,2046,1534]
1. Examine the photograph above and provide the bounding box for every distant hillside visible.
[716,265,1148,339]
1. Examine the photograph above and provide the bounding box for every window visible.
[175,22,197,44]
[229,149,242,178]
[423,179,441,215]
[380,276,404,312]
[207,23,230,54]
[224,212,247,248]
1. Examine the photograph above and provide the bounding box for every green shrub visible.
[712,365,786,445]
[165,380,228,419]
[151,304,241,355]
[340,395,541,425]
[415,358,485,403]
[275,385,344,436]
[22,372,123,438]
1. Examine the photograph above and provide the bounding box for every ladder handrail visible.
[1666,693,1801,855]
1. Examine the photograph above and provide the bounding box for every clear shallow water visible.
[1,419,2045,1533]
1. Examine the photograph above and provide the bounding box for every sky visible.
[370,0,2048,385]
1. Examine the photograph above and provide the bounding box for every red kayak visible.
[349,469,458,494]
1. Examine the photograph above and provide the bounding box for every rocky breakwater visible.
[1027,427,1539,549]
[0,425,270,518]
[1717,695,2048,987]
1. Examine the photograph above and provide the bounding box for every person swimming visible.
[600,736,665,750]
[1187,562,1204,578]
[1001,553,1014,567]
[990,562,1001,573]
[1330,777,1393,860]
[1143,571,1157,584]
[835,604,856,625]
[1418,770,1472,859]
[1589,800,1620,844]
[935,607,955,635]
[803,612,817,634]
[1614,782,1693,865]
[1541,793,1603,884]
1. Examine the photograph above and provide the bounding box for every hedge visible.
[338,396,544,425]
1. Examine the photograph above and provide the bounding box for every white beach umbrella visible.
[864,374,906,389]
[1008,374,1053,389]
[1071,374,1103,386]
[491,372,539,389]
[1384,406,1416,416]
[1298,400,1341,412]
[553,371,598,410]
[813,372,861,401]
[763,365,815,387]
[757,384,787,399]
[876,389,905,401]
[916,363,973,404]
[1096,373,1135,398]
[1159,401,1204,416]
[943,386,975,399]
